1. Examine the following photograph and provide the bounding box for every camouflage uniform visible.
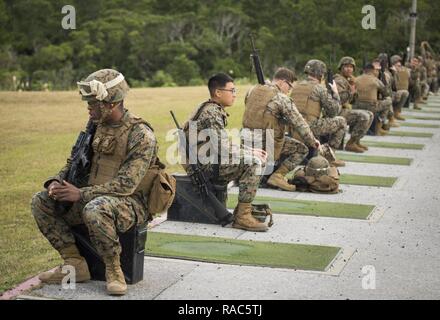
[390,55,410,114]
[353,73,392,121]
[184,100,261,203]
[425,57,438,93]
[419,59,429,98]
[334,73,373,140]
[244,83,316,172]
[31,110,157,259]
[295,78,346,149]
[408,62,422,105]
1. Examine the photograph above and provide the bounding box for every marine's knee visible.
[402,91,409,99]
[336,116,347,128]
[31,191,50,218]
[297,142,309,156]
[82,197,112,224]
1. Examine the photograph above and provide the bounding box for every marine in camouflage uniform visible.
[408,57,423,110]
[353,62,392,135]
[31,69,157,295]
[243,68,319,191]
[418,55,430,101]
[389,55,410,121]
[421,41,439,94]
[243,67,321,192]
[183,73,268,232]
[334,56,373,153]
[377,54,400,129]
[290,60,347,151]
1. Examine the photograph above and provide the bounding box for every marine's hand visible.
[51,180,81,202]
[314,139,321,150]
[329,80,339,96]
[252,148,267,163]
[48,181,61,199]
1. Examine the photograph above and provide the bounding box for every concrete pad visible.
[21,94,440,300]
[28,257,198,300]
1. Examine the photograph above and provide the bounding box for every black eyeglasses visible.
[284,80,294,89]
[218,88,237,94]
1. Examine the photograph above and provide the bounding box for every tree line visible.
[0,0,439,90]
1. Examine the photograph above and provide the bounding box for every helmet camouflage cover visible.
[338,56,356,70]
[77,69,129,103]
[304,59,327,77]
[390,55,402,65]
[305,155,330,177]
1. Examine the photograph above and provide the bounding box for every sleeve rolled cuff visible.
[43,176,62,189]
[79,187,95,203]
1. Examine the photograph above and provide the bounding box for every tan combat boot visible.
[375,121,388,136]
[394,111,406,121]
[104,255,127,296]
[414,99,423,109]
[331,159,346,167]
[356,139,369,151]
[345,137,364,153]
[267,165,296,191]
[394,110,406,121]
[232,203,268,232]
[388,116,400,127]
[39,244,91,284]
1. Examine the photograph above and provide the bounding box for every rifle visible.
[170,111,234,227]
[56,120,96,212]
[65,119,97,185]
[378,56,389,100]
[326,68,334,98]
[249,33,265,85]
[387,54,397,92]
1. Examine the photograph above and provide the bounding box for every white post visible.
[409,0,417,61]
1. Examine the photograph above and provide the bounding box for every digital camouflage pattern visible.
[298,78,346,149]
[32,110,157,259]
[334,73,373,140]
[31,191,144,258]
[264,84,316,147]
[244,84,315,176]
[187,101,262,203]
[354,73,392,120]
[304,59,327,78]
[337,57,356,70]
[78,69,129,103]
[278,136,309,172]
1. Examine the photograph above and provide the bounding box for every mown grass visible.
[0,86,252,294]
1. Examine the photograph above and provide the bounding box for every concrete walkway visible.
[24,96,440,300]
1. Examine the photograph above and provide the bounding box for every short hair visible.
[273,67,296,83]
[208,73,234,97]
[364,63,375,71]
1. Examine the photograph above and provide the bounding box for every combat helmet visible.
[77,69,129,103]
[304,59,327,78]
[305,155,330,177]
[390,55,402,65]
[338,56,356,70]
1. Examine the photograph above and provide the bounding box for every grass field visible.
[0,86,253,294]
